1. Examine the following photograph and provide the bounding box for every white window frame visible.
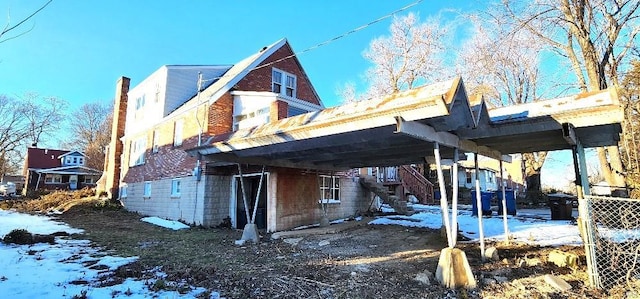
[143,181,151,198]
[173,120,183,146]
[152,130,159,153]
[79,157,84,165]
[319,175,340,203]
[44,174,62,184]
[135,94,146,110]
[129,137,147,166]
[272,68,296,98]
[83,176,94,184]
[171,179,181,197]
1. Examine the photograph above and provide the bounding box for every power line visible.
[200,0,423,83]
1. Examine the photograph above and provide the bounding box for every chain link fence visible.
[584,195,640,294]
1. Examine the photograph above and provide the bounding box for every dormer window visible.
[272,68,296,98]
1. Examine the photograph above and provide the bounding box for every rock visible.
[435,248,477,289]
[494,276,509,283]
[283,238,303,246]
[544,274,572,291]
[318,240,330,247]
[415,271,433,285]
[484,247,499,261]
[483,278,497,285]
[548,250,579,268]
[526,258,542,267]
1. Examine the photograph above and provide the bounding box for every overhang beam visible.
[395,117,511,162]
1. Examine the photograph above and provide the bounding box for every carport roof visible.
[188,77,623,170]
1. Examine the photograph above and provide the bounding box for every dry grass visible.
[2,190,635,298]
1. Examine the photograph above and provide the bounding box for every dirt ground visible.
[2,196,632,298]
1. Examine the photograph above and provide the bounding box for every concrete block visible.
[240,223,259,243]
[435,248,477,289]
[544,274,572,291]
[548,250,579,268]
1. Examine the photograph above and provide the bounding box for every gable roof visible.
[171,38,324,117]
[25,148,70,169]
[34,165,102,175]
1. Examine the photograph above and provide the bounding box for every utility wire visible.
[199,0,424,84]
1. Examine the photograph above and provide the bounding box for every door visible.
[69,175,78,190]
[235,174,268,229]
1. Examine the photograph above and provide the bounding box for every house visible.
[23,147,102,193]
[104,39,372,232]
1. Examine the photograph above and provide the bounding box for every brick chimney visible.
[104,76,130,199]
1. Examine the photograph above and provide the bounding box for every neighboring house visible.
[457,166,498,191]
[23,147,102,193]
[105,39,371,232]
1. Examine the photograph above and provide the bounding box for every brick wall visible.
[271,100,288,122]
[236,43,321,106]
[208,92,233,135]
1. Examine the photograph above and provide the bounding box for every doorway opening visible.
[235,174,267,229]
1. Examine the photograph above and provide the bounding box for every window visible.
[171,179,181,197]
[129,137,147,166]
[272,69,282,93]
[143,181,151,198]
[44,174,62,184]
[152,130,159,153]
[120,185,128,198]
[72,157,78,164]
[285,74,296,97]
[135,94,146,110]
[233,106,270,131]
[79,157,84,165]
[465,170,472,184]
[319,175,340,203]
[287,106,308,117]
[83,177,94,184]
[272,68,296,98]
[174,120,183,146]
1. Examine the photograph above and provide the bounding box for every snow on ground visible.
[0,210,217,298]
[0,202,582,297]
[371,204,582,247]
[141,216,190,230]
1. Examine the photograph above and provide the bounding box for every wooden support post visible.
[451,148,459,246]
[434,143,453,248]
[250,166,266,224]
[237,164,251,225]
[500,159,510,245]
[474,153,486,261]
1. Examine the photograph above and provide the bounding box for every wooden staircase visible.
[359,175,410,214]
[398,165,435,204]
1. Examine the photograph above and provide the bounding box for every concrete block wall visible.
[121,175,207,226]
[202,175,232,227]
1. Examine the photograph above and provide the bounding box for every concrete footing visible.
[240,223,259,243]
[319,215,330,227]
[435,248,477,289]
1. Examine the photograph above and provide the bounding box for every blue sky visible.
[0,0,483,108]
[0,0,582,190]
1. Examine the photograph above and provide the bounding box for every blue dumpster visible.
[471,191,493,216]
[497,189,516,216]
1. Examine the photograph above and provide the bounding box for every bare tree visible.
[457,13,548,203]
[60,101,113,170]
[362,12,450,99]
[0,0,53,44]
[501,0,640,196]
[0,94,65,180]
[620,59,640,198]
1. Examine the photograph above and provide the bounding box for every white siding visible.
[164,66,230,116]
